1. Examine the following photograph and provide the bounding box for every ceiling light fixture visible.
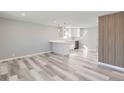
[21,13,26,16]
[53,20,57,23]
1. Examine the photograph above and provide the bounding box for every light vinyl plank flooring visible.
[0,50,124,81]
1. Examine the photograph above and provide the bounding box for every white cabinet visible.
[49,40,70,55]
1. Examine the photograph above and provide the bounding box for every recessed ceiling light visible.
[21,13,26,16]
[53,20,56,23]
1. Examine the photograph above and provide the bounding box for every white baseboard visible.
[0,51,51,63]
[98,62,124,72]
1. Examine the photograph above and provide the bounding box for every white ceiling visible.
[0,11,116,28]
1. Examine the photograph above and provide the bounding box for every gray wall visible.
[0,18,59,60]
[80,26,98,50]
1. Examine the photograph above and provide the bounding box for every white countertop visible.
[49,40,69,44]
[49,40,77,43]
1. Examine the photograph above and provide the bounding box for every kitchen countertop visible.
[49,40,77,43]
[49,40,70,44]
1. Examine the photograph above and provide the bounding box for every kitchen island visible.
[49,40,74,55]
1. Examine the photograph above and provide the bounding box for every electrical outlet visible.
[12,53,15,57]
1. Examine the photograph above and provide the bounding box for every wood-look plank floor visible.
[0,50,124,81]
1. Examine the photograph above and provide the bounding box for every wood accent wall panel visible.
[115,12,124,67]
[108,14,115,65]
[99,12,124,68]
[98,16,104,62]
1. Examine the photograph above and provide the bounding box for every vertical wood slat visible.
[99,12,124,68]
[108,14,115,65]
[98,16,104,62]
[115,12,124,67]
